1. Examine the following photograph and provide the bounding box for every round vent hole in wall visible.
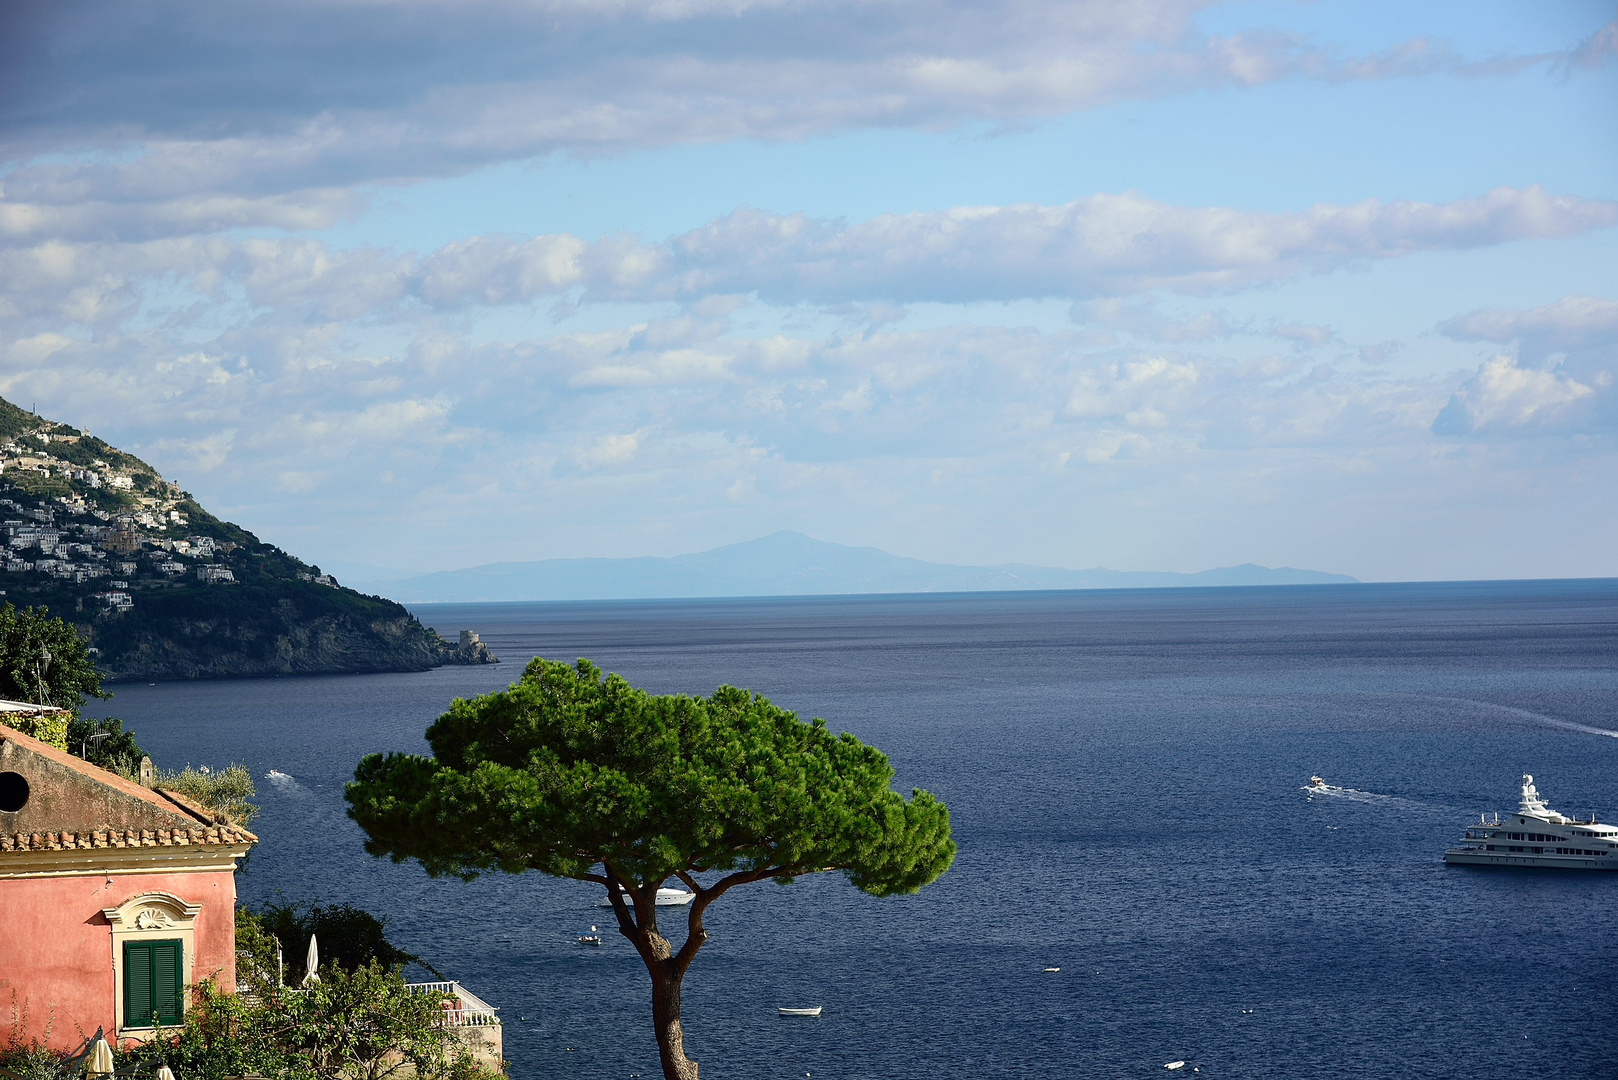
[0,771,29,813]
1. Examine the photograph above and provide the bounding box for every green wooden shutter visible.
[124,942,154,1027]
[153,942,182,1024]
[123,940,183,1027]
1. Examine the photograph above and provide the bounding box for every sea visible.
[84,580,1618,1079]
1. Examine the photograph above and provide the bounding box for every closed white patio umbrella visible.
[155,1066,177,1080]
[302,933,321,987]
[86,1038,114,1078]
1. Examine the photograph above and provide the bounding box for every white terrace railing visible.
[257,973,501,1029]
[406,981,502,1027]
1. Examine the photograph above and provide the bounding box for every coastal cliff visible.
[0,396,497,681]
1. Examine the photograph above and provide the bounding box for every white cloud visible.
[13,188,1603,331]
[3,0,1593,238]
[1440,294,1618,356]
[0,187,362,244]
[1433,295,1618,437]
[572,432,643,469]
[1270,322,1337,350]
[1432,354,1603,436]
[1063,355,1200,426]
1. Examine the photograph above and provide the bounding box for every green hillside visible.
[0,397,494,680]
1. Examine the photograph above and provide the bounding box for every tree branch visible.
[600,862,640,941]
[671,864,791,974]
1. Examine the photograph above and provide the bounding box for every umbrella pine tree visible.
[346,657,955,1080]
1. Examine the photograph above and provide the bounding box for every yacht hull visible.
[1444,850,1618,870]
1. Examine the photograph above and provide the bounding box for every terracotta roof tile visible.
[3,824,255,851]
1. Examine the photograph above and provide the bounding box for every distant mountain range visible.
[359,531,1358,603]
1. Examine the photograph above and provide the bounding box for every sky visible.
[1,0,1615,582]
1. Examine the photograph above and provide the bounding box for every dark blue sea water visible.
[86,582,1618,1079]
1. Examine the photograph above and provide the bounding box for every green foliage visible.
[0,603,107,714]
[158,764,259,826]
[112,971,500,1080]
[347,658,952,1079]
[4,710,69,751]
[250,901,438,979]
[64,715,145,773]
[235,907,284,991]
[2,993,68,1080]
[0,397,39,440]
[347,656,956,896]
[0,1044,67,1080]
[1,471,75,502]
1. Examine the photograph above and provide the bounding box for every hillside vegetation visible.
[0,396,494,680]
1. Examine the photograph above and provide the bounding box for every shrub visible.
[1,993,64,1080]
[113,970,502,1080]
[158,764,258,826]
[5,710,69,751]
[250,901,437,979]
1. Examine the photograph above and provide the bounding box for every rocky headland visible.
[0,396,497,681]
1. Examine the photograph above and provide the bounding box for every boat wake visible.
[264,769,308,795]
[1429,696,1618,740]
[1302,782,1416,806]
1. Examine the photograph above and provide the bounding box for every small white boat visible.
[777,1006,822,1017]
[1165,1063,1186,1072]
[266,769,291,780]
[600,887,697,908]
[1308,776,1325,788]
[578,925,602,946]
[1043,967,1060,973]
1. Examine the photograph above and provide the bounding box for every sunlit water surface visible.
[88,581,1618,1079]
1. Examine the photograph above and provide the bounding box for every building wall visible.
[0,869,237,1051]
[453,1022,504,1071]
[0,735,193,836]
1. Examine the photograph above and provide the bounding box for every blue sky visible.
[2,0,1615,581]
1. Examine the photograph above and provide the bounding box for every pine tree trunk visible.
[651,962,699,1080]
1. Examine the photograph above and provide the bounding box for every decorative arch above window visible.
[103,893,203,1038]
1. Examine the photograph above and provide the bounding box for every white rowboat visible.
[777,1007,822,1017]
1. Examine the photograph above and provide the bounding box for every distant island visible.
[361,531,1358,603]
[0,396,495,681]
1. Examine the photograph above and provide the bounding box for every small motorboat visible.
[1164,1063,1186,1072]
[600,887,697,908]
[1308,776,1326,788]
[777,1006,822,1017]
[1043,967,1060,973]
[266,769,291,780]
[578,925,602,946]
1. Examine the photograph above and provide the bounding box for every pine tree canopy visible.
[345,656,955,896]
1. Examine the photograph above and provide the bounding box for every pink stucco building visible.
[0,719,255,1050]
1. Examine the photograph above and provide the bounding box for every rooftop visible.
[0,719,258,852]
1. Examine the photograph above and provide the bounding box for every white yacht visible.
[599,887,697,908]
[1444,775,1618,870]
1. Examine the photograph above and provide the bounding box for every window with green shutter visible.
[123,940,183,1027]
